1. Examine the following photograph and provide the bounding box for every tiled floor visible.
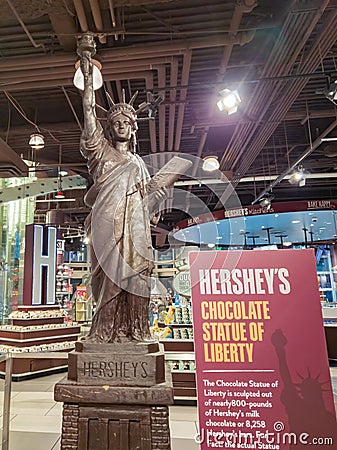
[0,368,336,450]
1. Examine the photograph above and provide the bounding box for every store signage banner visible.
[189,249,337,449]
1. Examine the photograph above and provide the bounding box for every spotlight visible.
[259,194,274,209]
[288,166,306,187]
[202,156,220,171]
[217,88,241,115]
[325,80,337,103]
[29,133,44,150]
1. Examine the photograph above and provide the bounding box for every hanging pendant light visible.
[29,133,44,149]
[55,174,65,199]
[202,155,220,171]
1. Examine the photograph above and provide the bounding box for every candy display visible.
[167,360,196,371]
[173,305,192,324]
[9,309,68,319]
[0,341,76,353]
[172,327,193,340]
[0,322,77,332]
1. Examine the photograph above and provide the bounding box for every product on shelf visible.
[9,308,68,319]
[167,360,196,371]
[174,305,192,324]
[56,264,74,310]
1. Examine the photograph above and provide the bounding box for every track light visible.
[325,79,337,103]
[217,88,241,115]
[288,166,306,187]
[259,194,274,210]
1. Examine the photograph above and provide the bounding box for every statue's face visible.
[111,113,132,141]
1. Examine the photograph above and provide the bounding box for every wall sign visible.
[23,224,56,305]
[189,249,337,449]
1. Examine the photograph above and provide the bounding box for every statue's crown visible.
[108,103,137,121]
[105,89,138,122]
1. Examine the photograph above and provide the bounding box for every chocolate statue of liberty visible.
[78,34,166,343]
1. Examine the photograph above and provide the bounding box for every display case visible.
[56,264,73,310]
[75,285,88,322]
[0,305,81,380]
[159,305,196,401]
[317,249,336,303]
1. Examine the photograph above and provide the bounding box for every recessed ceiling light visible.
[292,220,300,224]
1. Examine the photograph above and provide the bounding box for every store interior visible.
[0,0,337,448]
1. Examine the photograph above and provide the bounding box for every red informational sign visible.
[189,249,337,449]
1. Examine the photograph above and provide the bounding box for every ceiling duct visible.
[0,137,28,177]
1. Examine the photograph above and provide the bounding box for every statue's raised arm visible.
[77,33,97,139]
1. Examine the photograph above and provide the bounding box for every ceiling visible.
[1,0,337,242]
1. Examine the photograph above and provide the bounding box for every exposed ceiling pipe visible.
[88,0,107,44]
[61,86,83,131]
[0,32,255,72]
[5,0,47,52]
[251,117,337,205]
[115,80,123,101]
[192,109,337,128]
[220,0,331,172]
[234,9,337,177]
[108,0,119,40]
[0,33,255,93]
[190,0,257,194]
[72,0,88,33]
[156,64,166,152]
[145,72,156,153]
[174,50,192,151]
[168,58,178,152]
[0,58,179,84]
[174,172,337,187]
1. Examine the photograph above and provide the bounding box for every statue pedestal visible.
[54,341,174,450]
